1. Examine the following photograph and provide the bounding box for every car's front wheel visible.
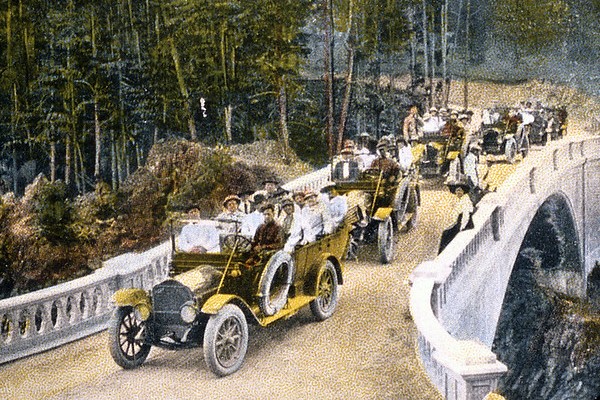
[108,306,151,369]
[203,304,248,377]
[378,216,394,264]
[310,261,339,321]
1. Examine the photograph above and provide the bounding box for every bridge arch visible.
[410,137,600,399]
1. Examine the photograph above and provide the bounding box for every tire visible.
[108,306,151,369]
[258,250,295,316]
[504,137,517,164]
[378,216,394,264]
[406,186,420,231]
[310,261,339,321]
[203,304,248,377]
[393,186,410,232]
[520,134,530,158]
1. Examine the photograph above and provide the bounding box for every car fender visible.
[372,207,393,221]
[201,293,245,315]
[112,288,152,320]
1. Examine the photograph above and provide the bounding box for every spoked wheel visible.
[520,134,530,158]
[108,306,151,369]
[377,216,394,264]
[393,187,410,232]
[504,137,517,164]
[310,261,339,321]
[203,304,248,377]
[406,186,420,231]
[221,234,252,253]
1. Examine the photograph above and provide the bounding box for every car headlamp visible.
[180,300,198,323]
[134,303,151,321]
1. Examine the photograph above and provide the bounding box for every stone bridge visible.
[409,136,600,399]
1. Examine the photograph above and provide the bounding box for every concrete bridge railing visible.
[0,166,331,365]
[410,136,600,399]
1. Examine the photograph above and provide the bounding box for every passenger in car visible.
[321,184,347,231]
[240,193,267,237]
[216,194,245,233]
[371,140,401,181]
[277,198,296,240]
[283,190,330,252]
[332,146,360,182]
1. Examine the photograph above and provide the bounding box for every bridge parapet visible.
[411,136,600,399]
[0,167,331,365]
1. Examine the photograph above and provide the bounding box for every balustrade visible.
[411,137,595,399]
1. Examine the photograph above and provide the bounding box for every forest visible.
[1,0,598,195]
[0,0,599,296]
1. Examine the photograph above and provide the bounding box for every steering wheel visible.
[222,234,253,253]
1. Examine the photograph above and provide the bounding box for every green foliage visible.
[29,180,74,244]
[492,0,571,54]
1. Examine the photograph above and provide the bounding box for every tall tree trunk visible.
[421,0,429,99]
[65,136,71,186]
[50,140,56,183]
[323,0,334,159]
[168,38,197,140]
[442,0,449,106]
[463,0,471,110]
[277,83,289,157]
[94,92,101,182]
[111,130,118,191]
[224,105,233,143]
[408,7,417,90]
[336,0,354,154]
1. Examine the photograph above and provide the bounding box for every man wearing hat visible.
[262,177,288,203]
[402,104,422,143]
[216,194,246,233]
[333,146,360,182]
[371,140,401,180]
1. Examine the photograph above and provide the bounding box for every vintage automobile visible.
[108,217,351,377]
[479,106,529,163]
[333,166,420,264]
[416,120,465,177]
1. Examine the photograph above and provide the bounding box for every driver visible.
[245,204,284,268]
[251,204,284,252]
[370,140,401,181]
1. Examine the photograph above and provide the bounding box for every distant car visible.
[334,166,420,264]
[416,120,465,177]
[479,107,529,163]
[108,218,351,376]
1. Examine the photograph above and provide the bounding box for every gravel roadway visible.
[0,160,522,400]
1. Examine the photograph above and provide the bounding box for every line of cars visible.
[415,103,568,176]
[107,156,420,376]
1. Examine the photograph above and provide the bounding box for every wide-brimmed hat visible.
[429,106,438,112]
[359,132,371,138]
[222,194,241,207]
[376,139,389,149]
[458,114,469,120]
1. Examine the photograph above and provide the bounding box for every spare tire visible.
[258,250,295,316]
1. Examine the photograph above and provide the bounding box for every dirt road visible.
[0,159,526,400]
